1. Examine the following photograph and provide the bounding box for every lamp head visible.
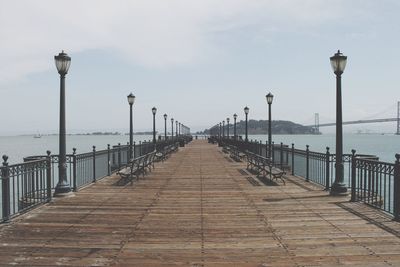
[330,50,347,75]
[127,93,135,105]
[54,50,71,76]
[266,92,274,104]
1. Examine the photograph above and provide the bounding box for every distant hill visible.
[200,120,317,135]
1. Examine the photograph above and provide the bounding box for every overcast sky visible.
[1,0,400,135]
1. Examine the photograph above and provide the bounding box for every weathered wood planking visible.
[1,140,400,266]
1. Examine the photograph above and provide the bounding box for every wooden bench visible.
[116,150,160,184]
[224,145,242,162]
[156,143,179,162]
[222,146,230,154]
[265,166,286,185]
[244,151,286,185]
[117,154,147,184]
[142,151,156,175]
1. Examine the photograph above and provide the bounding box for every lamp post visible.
[244,106,249,142]
[233,114,237,140]
[171,118,174,140]
[127,93,135,159]
[222,120,225,138]
[219,122,222,139]
[179,122,181,136]
[176,121,178,137]
[152,107,157,145]
[266,93,274,157]
[330,50,348,195]
[54,51,72,195]
[163,114,167,140]
[226,118,230,138]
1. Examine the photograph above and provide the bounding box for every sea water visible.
[0,134,153,164]
[249,133,400,163]
[1,133,399,164]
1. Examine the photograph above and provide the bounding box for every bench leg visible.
[271,175,286,185]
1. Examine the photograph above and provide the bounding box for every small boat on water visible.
[33,134,42,138]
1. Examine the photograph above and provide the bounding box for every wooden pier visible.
[1,140,400,266]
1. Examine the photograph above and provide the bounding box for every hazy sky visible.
[1,0,400,135]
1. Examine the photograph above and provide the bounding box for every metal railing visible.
[217,136,400,220]
[1,136,191,223]
[1,155,51,222]
[351,151,399,218]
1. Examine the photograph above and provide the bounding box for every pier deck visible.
[1,140,400,266]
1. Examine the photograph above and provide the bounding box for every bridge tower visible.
[397,101,400,135]
[314,113,320,134]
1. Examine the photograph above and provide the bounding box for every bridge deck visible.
[1,140,400,266]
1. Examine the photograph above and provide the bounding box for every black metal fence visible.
[350,151,399,218]
[1,137,191,223]
[1,155,51,223]
[218,137,400,220]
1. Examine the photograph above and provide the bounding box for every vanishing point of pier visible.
[1,140,400,266]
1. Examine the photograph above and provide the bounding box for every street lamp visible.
[54,50,71,195]
[222,120,225,138]
[233,113,237,140]
[176,120,178,137]
[330,50,348,195]
[152,107,157,145]
[163,114,167,140]
[266,92,274,157]
[127,93,135,159]
[219,122,222,139]
[179,122,181,136]
[244,106,249,142]
[171,118,174,139]
[226,118,230,138]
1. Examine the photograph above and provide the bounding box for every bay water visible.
[1,133,399,165]
[0,134,153,164]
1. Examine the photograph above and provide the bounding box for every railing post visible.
[291,143,294,175]
[325,147,330,191]
[72,148,77,192]
[306,145,309,182]
[92,146,96,183]
[286,145,289,166]
[107,144,111,176]
[1,155,10,222]
[265,140,268,158]
[127,142,130,162]
[271,141,275,164]
[350,149,357,202]
[280,142,283,167]
[394,154,400,221]
[133,142,136,159]
[46,151,52,201]
[139,141,142,157]
[118,143,121,170]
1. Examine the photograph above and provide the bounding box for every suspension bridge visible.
[307,101,400,134]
